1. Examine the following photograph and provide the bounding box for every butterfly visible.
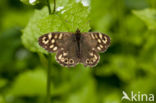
[38,29,110,67]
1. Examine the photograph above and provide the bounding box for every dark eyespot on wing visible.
[80,50,100,67]
[56,50,79,67]
[80,32,110,67]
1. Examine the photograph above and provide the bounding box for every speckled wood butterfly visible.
[38,29,110,67]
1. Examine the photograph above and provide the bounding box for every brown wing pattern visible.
[88,32,111,52]
[38,32,65,52]
[38,32,79,67]
[80,32,110,67]
[39,32,110,67]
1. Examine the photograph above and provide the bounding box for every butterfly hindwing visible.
[55,34,80,67]
[80,49,100,67]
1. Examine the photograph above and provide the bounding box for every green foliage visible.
[22,1,90,53]
[0,0,156,103]
[0,78,7,88]
[7,69,46,96]
[133,8,156,30]
[1,10,32,30]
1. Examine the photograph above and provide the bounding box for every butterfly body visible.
[38,29,110,67]
[75,29,81,58]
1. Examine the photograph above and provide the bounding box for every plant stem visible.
[53,0,56,13]
[46,54,52,103]
[47,0,52,15]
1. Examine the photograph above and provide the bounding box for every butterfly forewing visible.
[38,32,65,52]
[88,32,111,52]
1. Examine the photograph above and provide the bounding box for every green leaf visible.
[7,69,46,96]
[103,91,120,103]
[1,10,32,30]
[22,2,90,53]
[7,66,94,98]
[0,95,5,103]
[95,55,137,81]
[0,78,8,88]
[133,8,156,30]
[66,77,97,103]
[90,0,116,32]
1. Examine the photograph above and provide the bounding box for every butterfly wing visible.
[38,32,79,67]
[80,32,110,67]
[39,32,68,52]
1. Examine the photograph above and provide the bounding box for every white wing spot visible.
[95,34,98,38]
[100,45,103,48]
[61,58,65,62]
[54,35,58,39]
[42,37,46,40]
[59,33,63,39]
[92,48,95,50]
[94,55,97,59]
[91,33,95,39]
[58,54,62,60]
[63,52,68,56]
[42,37,49,44]
[48,33,52,39]
[102,40,107,44]
[43,40,49,44]
[90,52,93,56]
[53,46,57,51]
[98,39,101,43]
[99,33,102,39]
[51,39,55,43]
[97,46,101,51]
[50,45,54,48]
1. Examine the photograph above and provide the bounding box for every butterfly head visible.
[76,28,80,34]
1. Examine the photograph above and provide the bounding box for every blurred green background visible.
[0,0,156,103]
